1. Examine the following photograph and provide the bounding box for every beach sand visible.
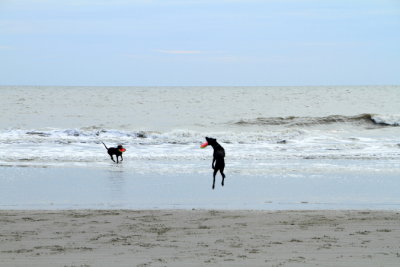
[1,210,399,266]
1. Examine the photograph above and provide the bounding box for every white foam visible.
[371,114,400,126]
[0,125,399,176]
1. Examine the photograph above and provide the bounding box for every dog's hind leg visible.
[220,167,226,186]
[110,155,116,162]
[212,169,218,189]
[215,159,225,187]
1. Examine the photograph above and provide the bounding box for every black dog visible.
[102,142,126,163]
[205,137,226,189]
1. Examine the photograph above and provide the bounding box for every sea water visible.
[0,86,399,209]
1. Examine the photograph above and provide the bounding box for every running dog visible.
[205,137,226,189]
[102,142,126,163]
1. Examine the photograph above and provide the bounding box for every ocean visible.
[0,86,399,209]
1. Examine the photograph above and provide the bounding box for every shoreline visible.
[1,209,400,266]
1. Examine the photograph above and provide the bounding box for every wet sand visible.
[1,210,400,266]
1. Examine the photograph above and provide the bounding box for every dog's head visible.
[205,137,217,145]
[117,144,126,153]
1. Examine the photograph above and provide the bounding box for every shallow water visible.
[1,166,399,210]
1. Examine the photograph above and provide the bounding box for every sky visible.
[1,0,399,86]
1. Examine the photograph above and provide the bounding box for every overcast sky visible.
[1,0,399,86]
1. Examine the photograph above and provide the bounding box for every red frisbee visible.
[200,142,208,148]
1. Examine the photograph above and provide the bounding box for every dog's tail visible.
[101,141,108,150]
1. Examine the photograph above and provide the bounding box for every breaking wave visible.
[0,113,399,170]
[233,114,400,127]
[0,121,399,172]
[0,128,304,146]
[0,113,398,148]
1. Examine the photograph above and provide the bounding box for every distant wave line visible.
[233,114,400,127]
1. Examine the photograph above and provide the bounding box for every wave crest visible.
[234,114,400,127]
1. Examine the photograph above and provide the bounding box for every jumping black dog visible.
[205,137,226,189]
[102,142,126,163]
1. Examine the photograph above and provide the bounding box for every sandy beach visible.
[1,209,399,266]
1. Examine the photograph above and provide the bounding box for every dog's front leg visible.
[212,158,216,169]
